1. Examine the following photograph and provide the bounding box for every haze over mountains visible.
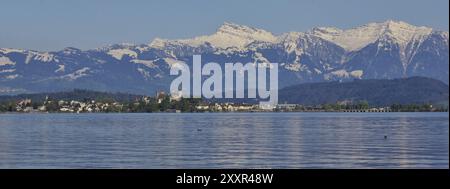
[0,20,448,95]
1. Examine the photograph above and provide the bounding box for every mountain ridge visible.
[1,20,448,95]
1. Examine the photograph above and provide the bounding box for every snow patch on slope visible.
[131,59,158,68]
[0,48,26,54]
[107,49,138,60]
[60,67,90,81]
[137,68,151,79]
[5,74,19,80]
[0,69,15,73]
[310,20,433,51]
[350,70,364,78]
[285,63,307,72]
[55,65,65,73]
[0,57,15,66]
[324,69,364,80]
[163,58,186,69]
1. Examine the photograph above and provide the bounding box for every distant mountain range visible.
[1,20,448,95]
[279,77,449,106]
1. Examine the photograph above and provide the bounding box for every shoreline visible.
[1,111,448,114]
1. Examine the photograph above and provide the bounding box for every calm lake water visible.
[0,112,448,169]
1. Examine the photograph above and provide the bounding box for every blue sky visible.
[1,0,448,51]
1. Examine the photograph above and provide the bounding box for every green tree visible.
[358,101,369,109]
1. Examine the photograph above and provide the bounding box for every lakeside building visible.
[155,91,167,104]
[276,104,298,111]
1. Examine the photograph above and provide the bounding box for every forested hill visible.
[1,77,449,107]
[278,77,449,106]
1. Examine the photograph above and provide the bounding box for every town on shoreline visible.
[1,90,447,113]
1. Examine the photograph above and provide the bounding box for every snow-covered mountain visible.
[1,20,448,95]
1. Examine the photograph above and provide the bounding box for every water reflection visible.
[0,112,448,168]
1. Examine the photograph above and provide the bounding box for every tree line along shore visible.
[0,90,447,113]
